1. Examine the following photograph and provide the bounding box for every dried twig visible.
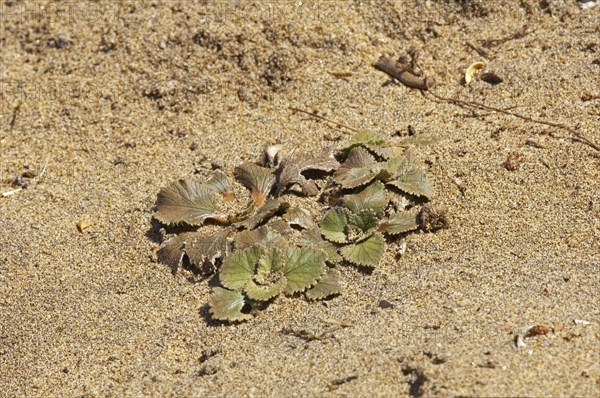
[373,56,433,91]
[289,107,359,133]
[372,57,600,153]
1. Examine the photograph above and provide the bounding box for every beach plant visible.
[152,129,442,322]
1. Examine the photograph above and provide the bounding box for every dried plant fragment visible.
[381,210,419,235]
[298,228,342,263]
[155,179,228,226]
[209,287,253,322]
[261,144,282,168]
[343,181,388,216]
[334,147,382,189]
[340,233,385,267]
[320,208,350,243]
[234,163,276,207]
[465,61,486,84]
[387,154,434,199]
[234,225,286,250]
[419,203,448,232]
[305,269,342,300]
[207,170,235,202]
[185,227,233,267]
[237,198,288,230]
[283,207,316,230]
[283,246,326,294]
[276,149,339,196]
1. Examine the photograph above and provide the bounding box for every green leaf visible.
[234,163,276,206]
[305,269,342,300]
[244,277,287,301]
[283,206,316,230]
[283,247,326,294]
[276,149,339,196]
[154,179,228,226]
[185,228,233,267]
[220,246,263,290]
[237,198,288,230]
[244,248,287,301]
[319,207,350,243]
[298,228,342,263]
[348,208,380,236]
[382,211,419,235]
[206,170,235,202]
[340,130,388,155]
[209,287,253,322]
[343,181,388,216]
[386,153,434,199]
[234,225,285,250]
[334,147,382,189]
[340,233,385,267]
[366,145,405,160]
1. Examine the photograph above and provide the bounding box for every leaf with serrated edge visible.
[305,269,342,300]
[234,163,275,206]
[185,228,233,267]
[155,179,228,226]
[340,130,388,155]
[284,247,326,294]
[334,147,381,189]
[387,164,434,198]
[244,248,287,301]
[238,198,288,230]
[209,287,253,322]
[276,149,339,196]
[156,233,191,273]
[283,207,316,230]
[220,246,262,290]
[343,181,388,216]
[340,233,385,267]
[319,208,350,243]
[244,277,287,301]
[366,145,405,160]
[382,210,419,235]
[207,170,235,202]
[234,225,285,250]
[349,208,380,235]
[298,228,342,263]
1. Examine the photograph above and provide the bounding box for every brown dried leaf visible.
[185,228,234,267]
[234,225,286,250]
[283,207,316,230]
[155,179,228,226]
[237,198,288,230]
[276,148,339,196]
[156,233,191,273]
[333,147,382,189]
[206,170,235,202]
[234,163,276,206]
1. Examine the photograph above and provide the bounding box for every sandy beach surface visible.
[1,1,599,396]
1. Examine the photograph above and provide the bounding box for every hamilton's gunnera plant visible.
[152,129,444,322]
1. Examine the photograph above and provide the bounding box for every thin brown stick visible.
[372,58,599,152]
[289,107,359,133]
[427,91,600,152]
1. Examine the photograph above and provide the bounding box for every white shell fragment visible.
[465,61,486,84]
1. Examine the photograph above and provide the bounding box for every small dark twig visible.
[289,107,359,133]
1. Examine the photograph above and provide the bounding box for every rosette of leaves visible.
[154,164,289,273]
[334,130,434,199]
[318,180,419,267]
[209,244,339,322]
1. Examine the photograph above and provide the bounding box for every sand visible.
[1,1,599,396]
